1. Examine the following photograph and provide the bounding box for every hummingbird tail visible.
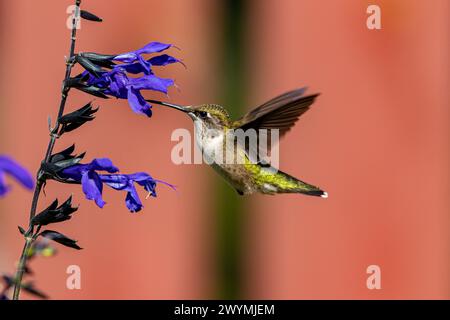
[297,187,328,198]
[272,170,328,198]
[291,180,328,198]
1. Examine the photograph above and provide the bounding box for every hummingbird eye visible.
[198,111,208,118]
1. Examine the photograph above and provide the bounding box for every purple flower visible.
[60,158,119,208]
[0,155,34,197]
[60,158,174,212]
[101,172,170,213]
[79,42,182,117]
[113,42,174,74]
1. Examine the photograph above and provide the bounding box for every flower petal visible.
[148,54,181,67]
[125,184,143,213]
[119,62,150,75]
[0,173,9,196]
[128,172,156,196]
[113,42,171,64]
[108,69,129,98]
[113,52,139,64]
[128,75,174,94]
[87,158,120,173]
[60,164,84,181]
[135,42,172,55]
[136,54,152,74]
[81,171,105,208]
[127,87,152,117]
[100,174,129,190]
[0,156,34,191]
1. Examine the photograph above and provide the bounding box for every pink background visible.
[0,0,449,299]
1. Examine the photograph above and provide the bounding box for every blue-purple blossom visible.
[0,155,34,197]
[82,42,182,117]
[101,172,164,213]
[60,158,119,208]
[60,158,173,212]
[114,42,174,74]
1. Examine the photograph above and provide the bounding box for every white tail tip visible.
[321,192,328,199]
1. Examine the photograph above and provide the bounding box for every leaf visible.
[2,275,13,288]
[31,197,78,226]
[41,145,86,181]
[52,144,76,161]
[53,156,84,169]
[76,85,110,99]
[59,102,99,134]
[81,52,115,61]
[1,275,47,299]
[30,199,58,226]
[80,10,103,22]
[80,52,116,68]
[75,55,105,78]
[39,230,82,250]
[65,73,91,88]
[23,264,34,275]
[21,282,48,299]
[18,226,26,235]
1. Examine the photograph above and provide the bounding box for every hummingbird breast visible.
[193,121,256,194]
[193,119,225,164]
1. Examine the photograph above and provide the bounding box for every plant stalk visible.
[12,0,81,300]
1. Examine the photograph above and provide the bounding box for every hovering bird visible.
[147,88,327,198]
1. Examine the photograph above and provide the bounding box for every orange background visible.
[0,0,449,299]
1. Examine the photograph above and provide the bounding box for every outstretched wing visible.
[233,88,320,162]
[235,88,318,136]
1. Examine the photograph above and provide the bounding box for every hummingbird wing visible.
[235,88,318,136]
[233,88,320,161]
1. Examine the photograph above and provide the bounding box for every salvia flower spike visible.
[8,0,180,300]
[71,41,183,117]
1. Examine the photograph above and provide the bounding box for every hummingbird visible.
[147,88,327,198]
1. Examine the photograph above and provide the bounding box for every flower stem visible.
[12,238,32,300]
[12,0,81,300]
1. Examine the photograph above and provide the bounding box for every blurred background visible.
[0,0,449,299]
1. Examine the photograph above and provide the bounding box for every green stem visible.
[12,238,32,300]
[11,180,42,299]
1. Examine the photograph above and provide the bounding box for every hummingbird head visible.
[188,104,231,129]
[146,99,231,130]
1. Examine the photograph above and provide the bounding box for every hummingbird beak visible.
[145,99,192,113]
